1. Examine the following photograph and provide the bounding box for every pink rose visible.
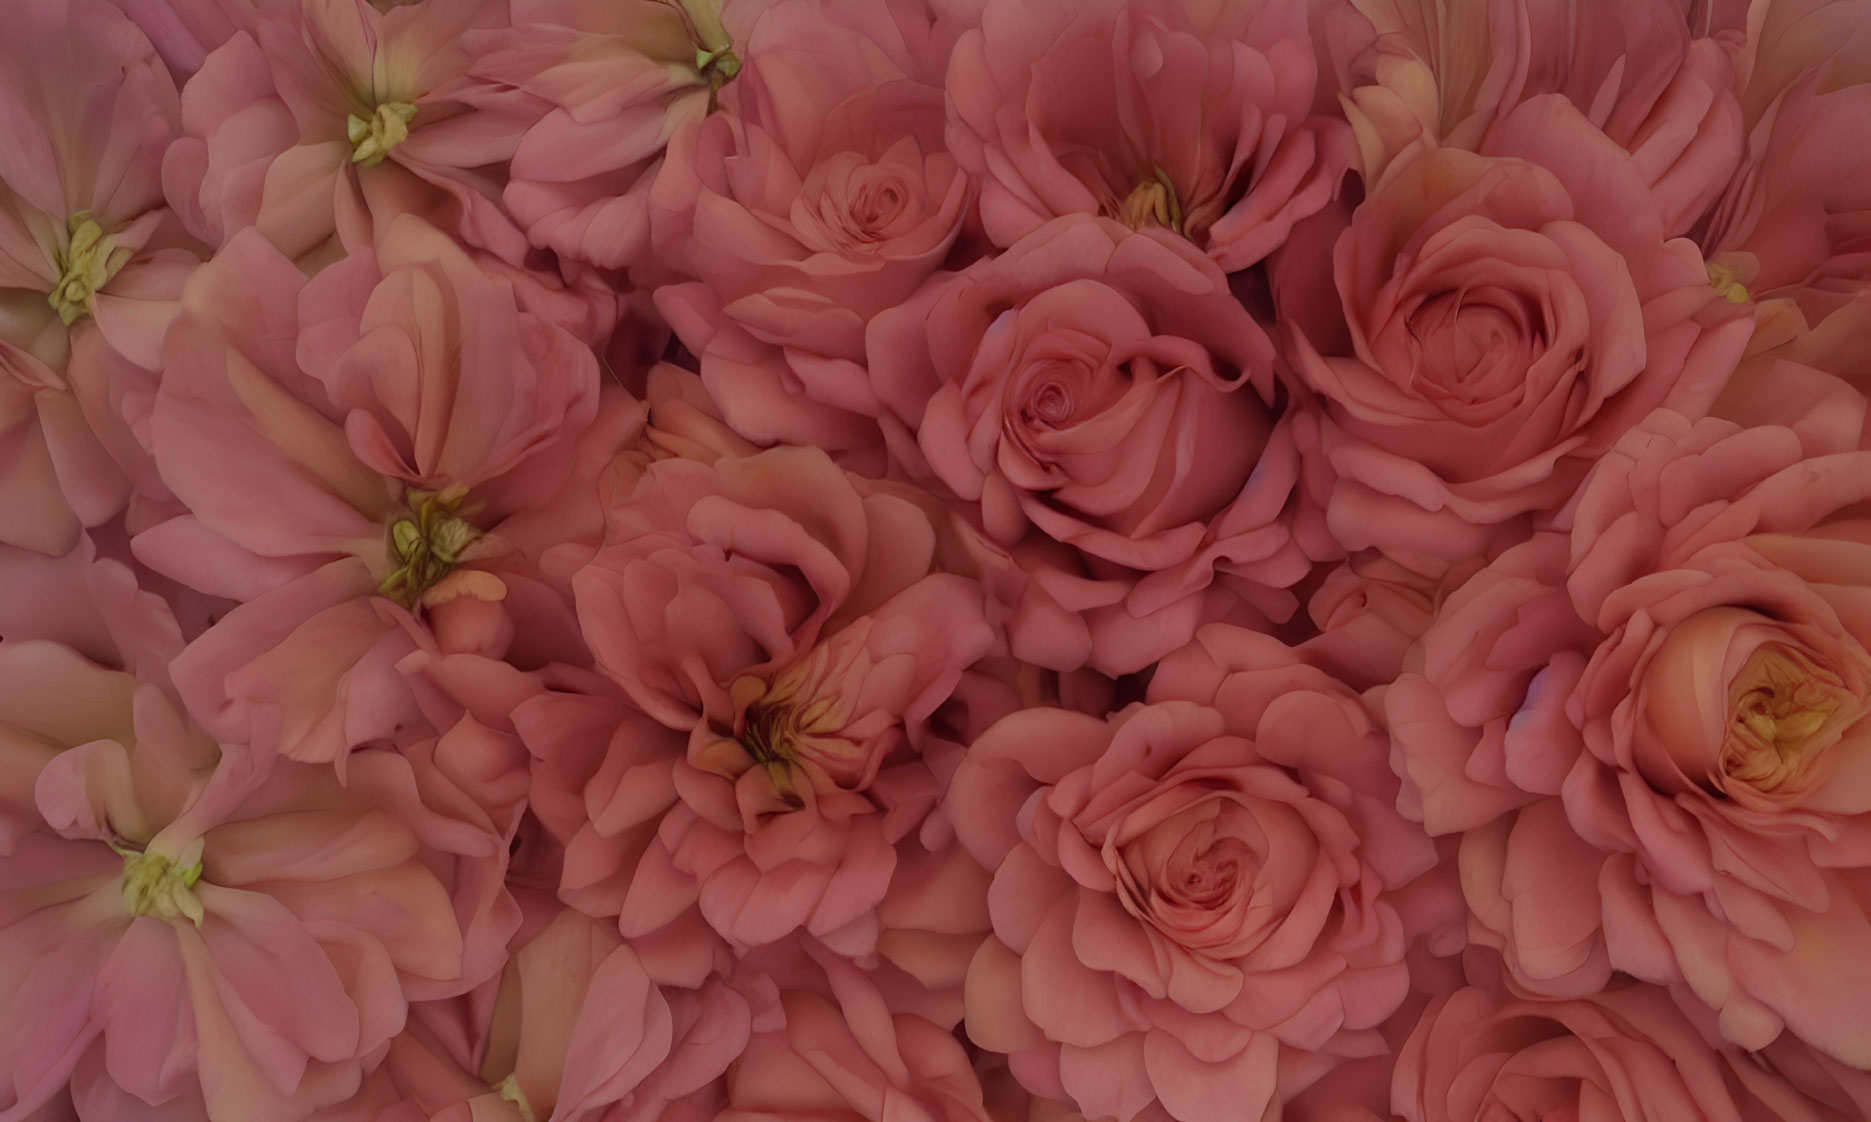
[570,446,996,951]
[869,214,1308,675]
[947,628,1430,1122]
[1384,397,1871,1063]
[1281,99,1753,566]
[1395,979,1871,1122]
[651,0,972,455]
[945,0,1352,272]
[1338,0,1746,235]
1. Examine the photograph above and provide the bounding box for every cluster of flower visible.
[3,0,1871,1119]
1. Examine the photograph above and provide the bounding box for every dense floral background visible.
[3,0,1871,1119]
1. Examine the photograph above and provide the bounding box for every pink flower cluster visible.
[4,0,1871,1119]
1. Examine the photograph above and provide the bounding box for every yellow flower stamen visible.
[1707,261,1751,304]
[1724,644,1856,792]
[347,101,419,168]
[494,1073,537,1122]
[1116,166,1185,234]
[378,485,483,608]
[115,844,205,926]
[47,212,128,326]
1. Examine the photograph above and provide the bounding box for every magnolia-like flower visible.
[143,217,598,767]
[0,559,511,1122]
[0,0,198,555]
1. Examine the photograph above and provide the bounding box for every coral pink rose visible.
[945,0,1352,272]
[0,571,511,1122]
[570,446,997,951]
[464,0,750,275]
[1395,979,1871,1122]
[869,214,1307,676]
[1383,397,1871,1063]
[1337,0,1746,235]
[947,628,1432,1122]
[652,0,971,455]
[1281,98,1753,566]
[162,0,533,264]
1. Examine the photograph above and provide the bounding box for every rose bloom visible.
[946,0,1352,272]
[651,0,971,456]
[1384,394,1871,1064]
[869,214,1308,676]
[948,627,1435,1122]
[1279,95,1753,567]
[570,445,997,952]
[1337,0,1746,235]
[1395,977,1871,1122]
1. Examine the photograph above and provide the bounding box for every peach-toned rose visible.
[1385,397,1871,1064]
[947,628,1434,1122]
[1280,102,1753,566]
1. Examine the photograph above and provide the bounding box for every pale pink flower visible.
[1336,0,1747,236]
[0,0,199,554]
[0,571,510,1122]
[142,218,597,767]
[162,0,534,264]
[1384,397,1871,1063]
[946,0,1353,272]
[466,0,757,276]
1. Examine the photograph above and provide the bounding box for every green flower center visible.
[117,846,205,925]
[347,101,419,168]
[494,1074,537,1122]
[378,487,482,607]
[47,212,128,326]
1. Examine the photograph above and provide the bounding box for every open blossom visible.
[946,0,1352,272]
[652,0,971,454]
[948,629,1432,1122]
[0,0,198,555]
[163,0,533,264]
[465,0,751,276]
[143,217,598,768]
[869,215,1307,676]
[0,562,510,1122]
[1384,397,1871,1063]
[1280,97,1753,567]
[1336,0,1746,235]
[1695,0,1871,336]
[571,446,996,951]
